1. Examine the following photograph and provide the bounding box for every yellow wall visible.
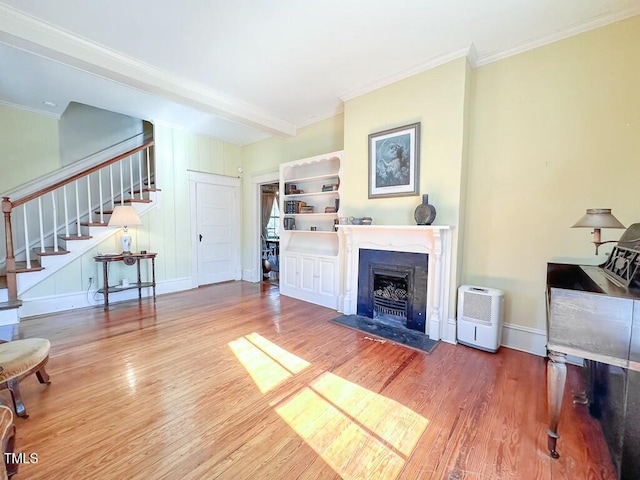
[240,114,344,271]
[464,15,640,330]
[0,105,60,194]
[343,58,471,314]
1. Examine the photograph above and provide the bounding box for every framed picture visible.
[368,122,420,198]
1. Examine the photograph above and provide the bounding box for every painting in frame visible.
[368,122,420,198]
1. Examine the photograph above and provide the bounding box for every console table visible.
[94,253,157,310]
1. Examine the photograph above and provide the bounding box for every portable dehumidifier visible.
[457,285,505,353]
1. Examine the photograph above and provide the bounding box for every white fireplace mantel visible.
[338,225,454,343]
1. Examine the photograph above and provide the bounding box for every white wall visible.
[58,102,144,166]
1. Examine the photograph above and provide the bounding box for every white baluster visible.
[109,164,115,210]
[63,185,70,238]
[146,148,152,191]
[38,196,45,253]
[129,155,134,203]
[52,191,59,252]
[120,161,124,205]
[75,181,81,237]
[23,204,31,269]
[98,169,104,224]
[87,175,92,225]
[138,151,143,200]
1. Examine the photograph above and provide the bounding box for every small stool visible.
[0,339,51,418]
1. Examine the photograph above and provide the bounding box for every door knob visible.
[199,234,203,242]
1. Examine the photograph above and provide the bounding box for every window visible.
[266,200,280,239]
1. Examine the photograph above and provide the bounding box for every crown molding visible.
[476,6,640,66]
[340,8,640,101]
[0,99,61,119]
[340,45,475,102]
[297,104,345,130]
[0,3,296,137]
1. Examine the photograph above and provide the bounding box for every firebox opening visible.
[357,249,428,333]
[373,272,409,327]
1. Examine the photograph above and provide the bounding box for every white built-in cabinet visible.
[279,151,342,309]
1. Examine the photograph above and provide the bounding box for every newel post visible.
[2,197,17,301]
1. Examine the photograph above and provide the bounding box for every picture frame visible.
[368,122,420,198]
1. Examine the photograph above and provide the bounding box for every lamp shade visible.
[108,205,142,228]
[571,208,625,229]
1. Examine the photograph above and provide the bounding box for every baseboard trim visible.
[242,269,260,283]
[19,277,191,318]
[500,322,547,357]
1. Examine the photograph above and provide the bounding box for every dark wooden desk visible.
[546,262,640,477]
[94,253,157,310]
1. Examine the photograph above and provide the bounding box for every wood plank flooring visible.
[5,281,616,479]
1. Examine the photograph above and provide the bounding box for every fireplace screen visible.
[373,273,409,321]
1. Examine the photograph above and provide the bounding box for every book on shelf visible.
[299,206,314,213]
[285,183,305,194]
[284,200,307,214]
[322,184,339,192]
[324,207,337,213]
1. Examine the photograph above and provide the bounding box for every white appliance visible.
[457,285,505,352]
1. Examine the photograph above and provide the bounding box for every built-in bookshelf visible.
[278,151,342,309]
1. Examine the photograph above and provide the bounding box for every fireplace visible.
[357,249,428,331]
[338,225,453,342]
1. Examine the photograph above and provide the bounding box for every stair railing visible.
[2,140,155,302]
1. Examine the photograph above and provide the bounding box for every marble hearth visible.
[338,225,453,342]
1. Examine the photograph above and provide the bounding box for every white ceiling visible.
[1,0,639,145]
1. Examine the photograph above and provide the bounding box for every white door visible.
[196,182,238,285]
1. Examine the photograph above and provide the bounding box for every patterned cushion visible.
[0,339,50,383]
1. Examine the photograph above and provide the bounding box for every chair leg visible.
[36,366,51,385]
[5,424,18,477]
[6,378,27,419]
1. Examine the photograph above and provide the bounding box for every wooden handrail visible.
[10,140,155,209]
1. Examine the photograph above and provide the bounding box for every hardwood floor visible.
[4,281,616,479]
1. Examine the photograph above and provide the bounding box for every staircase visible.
[0,140,157,325]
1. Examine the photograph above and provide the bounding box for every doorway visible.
[260,182,280,284]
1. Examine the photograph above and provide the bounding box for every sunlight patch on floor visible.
[311,372,428,456]
[230,333,429,479]
[276,373,429,479]
[245,332,310,373]
[228,333,310,393]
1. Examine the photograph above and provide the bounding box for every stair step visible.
[124,198,152,204]
[12,260,43,273]
[59,235,93,241]
[131,187,161,194]
[0,300,22,311]
[81,222,109,227]
[33,246,69,257]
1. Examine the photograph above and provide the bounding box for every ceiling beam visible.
[0,3,296,138]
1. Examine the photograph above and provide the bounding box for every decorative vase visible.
[414,194,436,225]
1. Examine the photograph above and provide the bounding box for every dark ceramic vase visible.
[414,194,436,225]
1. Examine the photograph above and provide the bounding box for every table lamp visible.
[108,205,142,254]
[571,208,625,254]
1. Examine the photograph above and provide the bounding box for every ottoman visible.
[0,339,51,418]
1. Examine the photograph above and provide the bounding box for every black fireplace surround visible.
[357,249,429,332]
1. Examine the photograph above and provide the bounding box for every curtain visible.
[261,192,276,239]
